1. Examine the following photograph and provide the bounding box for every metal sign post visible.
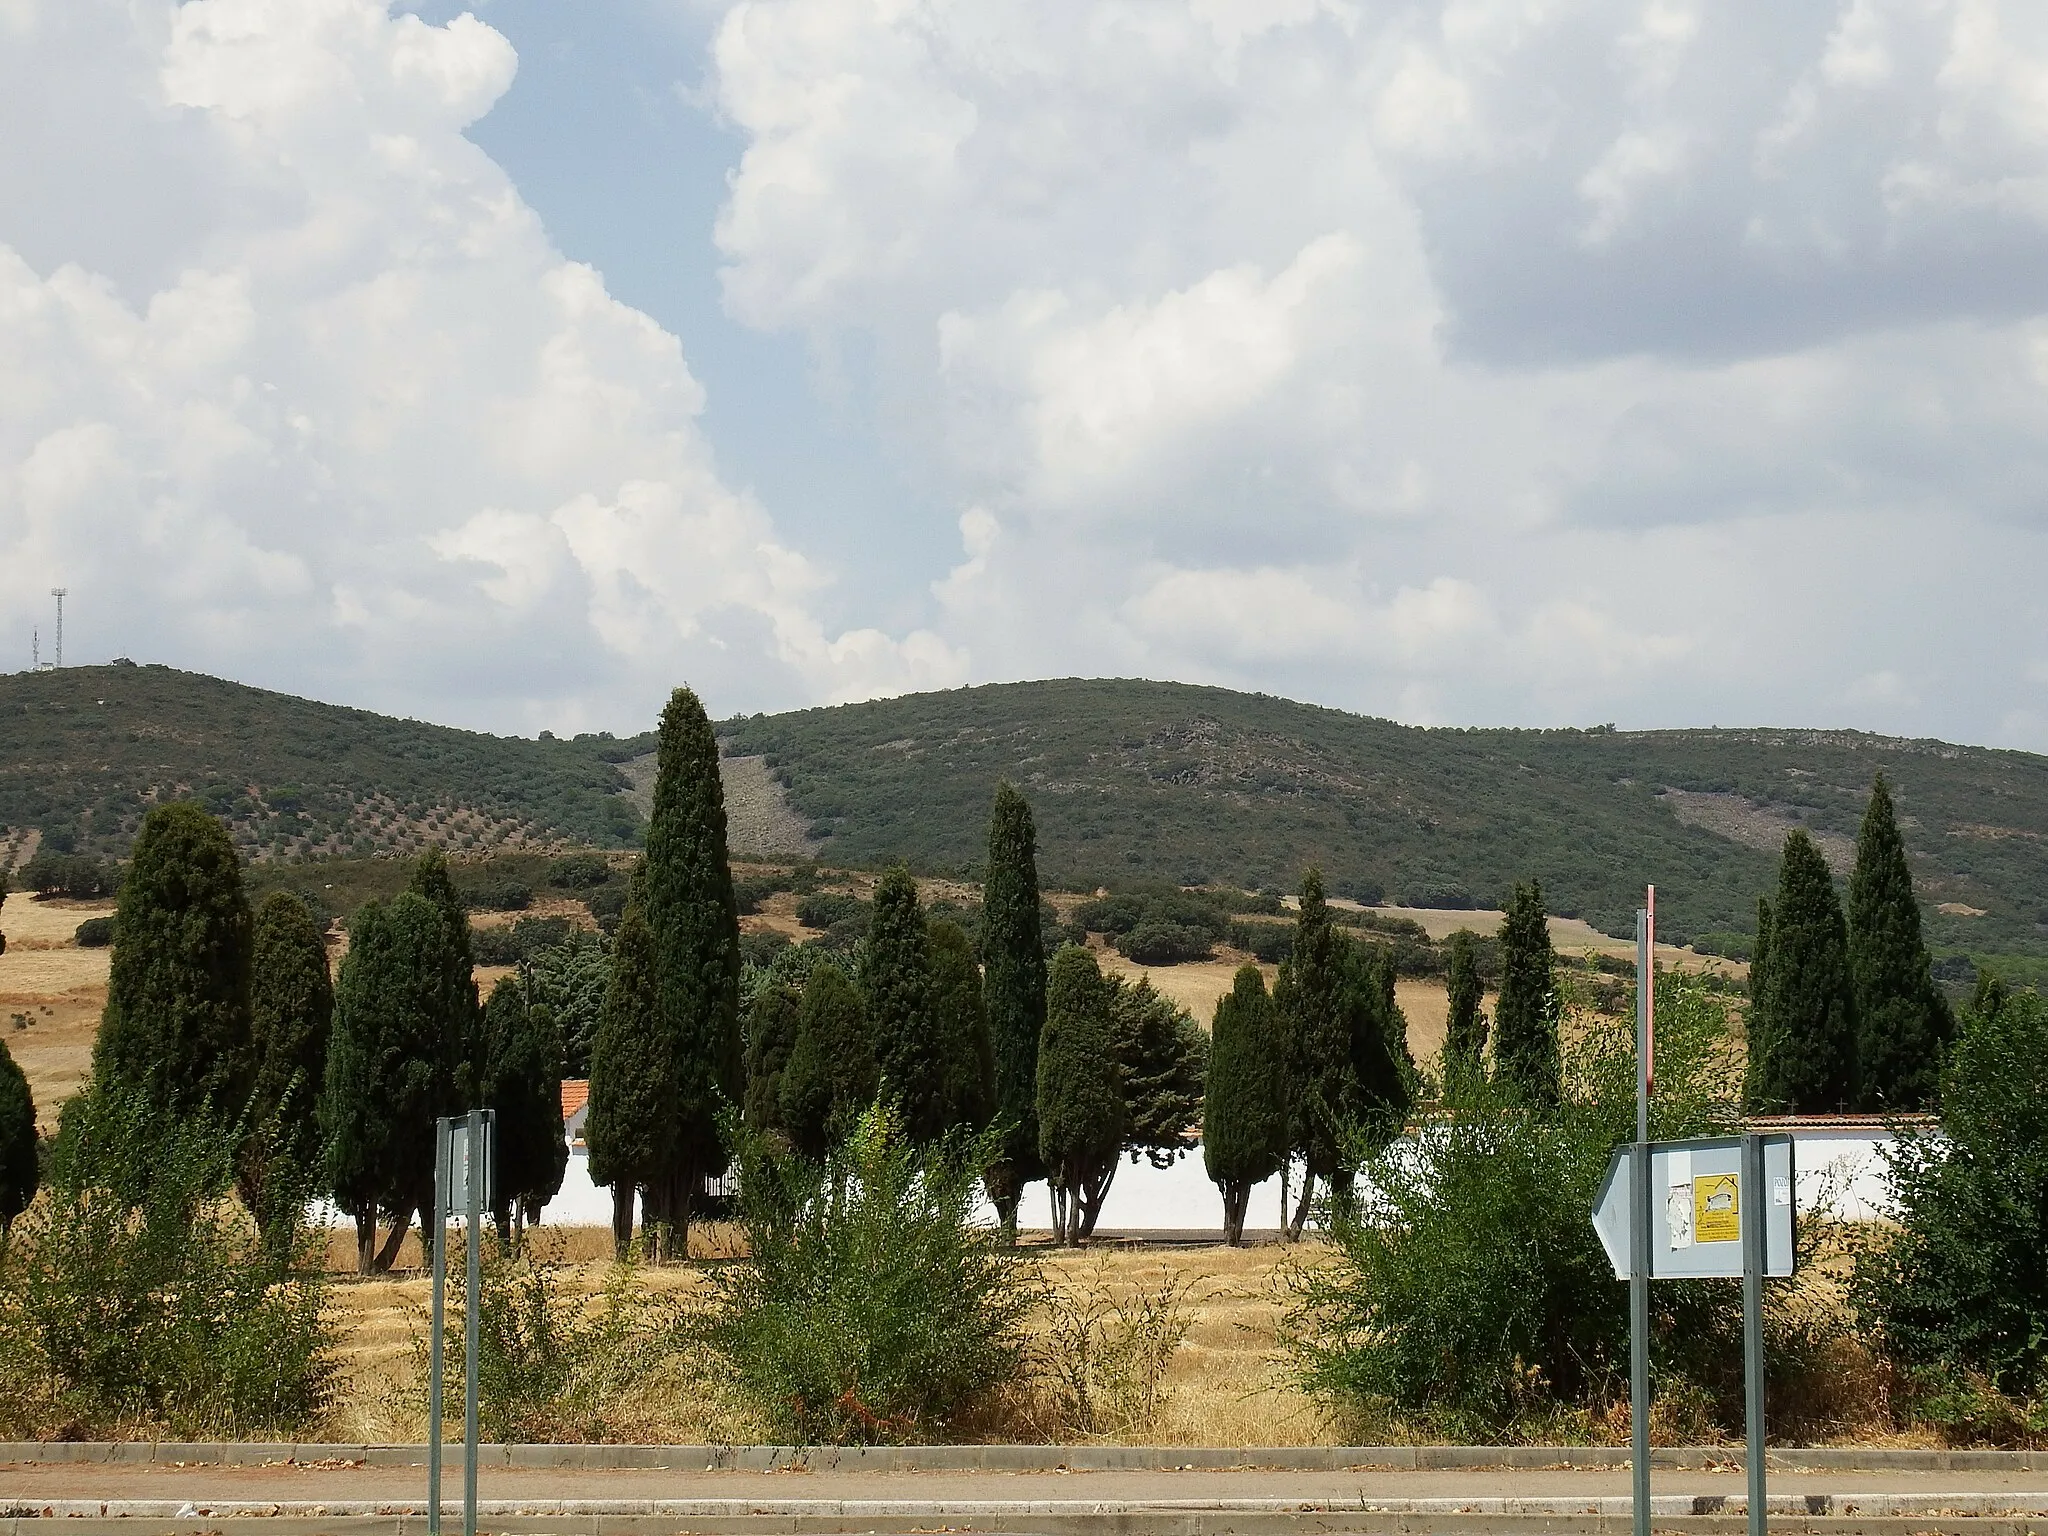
[1597,892,1795,1536]
[428,1111,493,1536]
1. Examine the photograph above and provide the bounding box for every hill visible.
[723,679,2048,956]
[2,667,2043,966]
[0,663,641,866]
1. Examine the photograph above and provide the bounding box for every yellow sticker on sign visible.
[1694,1173,1740,1243]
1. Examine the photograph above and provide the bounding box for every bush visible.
[18,853,122,900]
[471,916,573,967]
[733,872,795,916]
[1692,931,1756,962]
[1115,922,1212,965]
[796,891,868,930]
[461,879,532,912]
[696,1106,1035,1443]
[1854,990,2048,1403]
[1285,975,1795,1441]
[73,916,115,947]
[1230,921,1293,964]
[419,1238,690,1442]
[0,1087,334,1436]
[547,855,612,890]
[1040,1257,1194,1436]
[584,885,627,934]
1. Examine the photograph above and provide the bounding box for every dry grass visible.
[0,892,117,1130]
[313,1229,1341,1445]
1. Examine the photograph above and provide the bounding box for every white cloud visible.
[0,0,941,729]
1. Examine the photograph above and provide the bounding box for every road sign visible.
[429,1110,493,1536]
[1591,1134,1795,1280]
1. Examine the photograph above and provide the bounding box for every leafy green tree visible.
[928,918,996,1136]
[981,783,1047,1238]
[406,847,481,1103]
[1205,964,1287,1245]
[478,977,567,1245]
[862,866,945,1141]
[1854,990,2048,1397]
[1113,976,1207,1176]
[92,801,254,1121]
[1443,929,1487,1087]
[240,890,333,1238]
[319,894,454,1272]
[638,687,743,1259]
[780,961,878,1160]
[526,932,608,1079]
[1283,869,1350,1239]
[1037,946,1125,1245]
[0,1037,36,1245]
[1847,774,1954,1110]
[743,983,803,1138]
[1491,880,1560,1108]
[1747,830,1857,1114]
[585,895,674,1260]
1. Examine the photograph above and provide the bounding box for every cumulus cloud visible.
[0,0,952,730]
[711,0,2048,746]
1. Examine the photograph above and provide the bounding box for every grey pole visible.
[1742,1132,1767,1536]
[428,1118,447,1536]
[1631,906,1652,1536]
[464,1113,482,1536]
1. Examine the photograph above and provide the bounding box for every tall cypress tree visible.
[1204,964,1286,1246]
[1443,929,1487,1089]
[639,687,742,1260]
[479,977,567,1244]
[1749,830,1857,1114]
[240,890,333,1237]
[1848,774,1954,1110]
[407,847,481,1105]
[1037,945,1124,1245]
[1342,940,1412,1151]
[586,893,674,1260]
[1492,880,1560,1108]
[780,961,877,1160]
[0,1037,36,1245]
[320,893,450,1272]
[928,918,996,1135]
[93,801,254,1121]
[981,783,1047,1238]
[1283,869,1352,1239]
[862,866,945,1141]
[743,982,803,1137]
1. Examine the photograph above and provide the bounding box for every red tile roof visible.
[561,1079,589,1121]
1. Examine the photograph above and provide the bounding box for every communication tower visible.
[50,588,65,668]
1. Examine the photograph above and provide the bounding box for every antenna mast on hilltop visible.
[50,588,66,668]
[32,629,40,671]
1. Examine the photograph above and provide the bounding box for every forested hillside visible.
[723,679,2048,953]
[4,667,2044,962]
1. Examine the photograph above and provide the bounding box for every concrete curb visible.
[5,1446,2044,1473]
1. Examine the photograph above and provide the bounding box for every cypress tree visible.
[1114,977,1208,1176]
[586,894,674,1260]
[1283,869,1351,1239]
[1443,929,1487,1088]
[479,977,567,1244]
[407,847,481,1104]
[1037,945,1125,1245]
[639,687,743,1260]
[319,893,451,1272]
[862,866,945,1141]
[1363,943,1417,1100]
[93,801,254,1121]
[240,890,333,1237]
[981,783,1047,1238]
[743,983,803,1137]
[1750,829,1858,1114]
[780,961,877,1160]
[1342,940,1412,1150]
[1492,880,1560,1108]
[1848,774,1954,1110]
[1204,964,1286,1245]
[927,918,996,1135]
[0,1037,36,1246]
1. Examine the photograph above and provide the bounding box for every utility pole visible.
[31,630,39,671]
[50,589,66,668]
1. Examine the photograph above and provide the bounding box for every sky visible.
[3,0,2047,749]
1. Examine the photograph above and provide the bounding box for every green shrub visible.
[1285,975,1770,1441]
[796,891,868,930]
[461,878,532,912]
[1115,921,1212,965]
[472,915,573,967]
[547,855,612,890]
[585,885,627,934]
[696,1106,1034,1443]
[0,1086,334,1436]
[1230,921,1292,964]
[1853,989,2048,1403]
[73,916,115,947]
[18,853,122,900]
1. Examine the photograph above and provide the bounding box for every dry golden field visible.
[317,1230,1344,1446]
